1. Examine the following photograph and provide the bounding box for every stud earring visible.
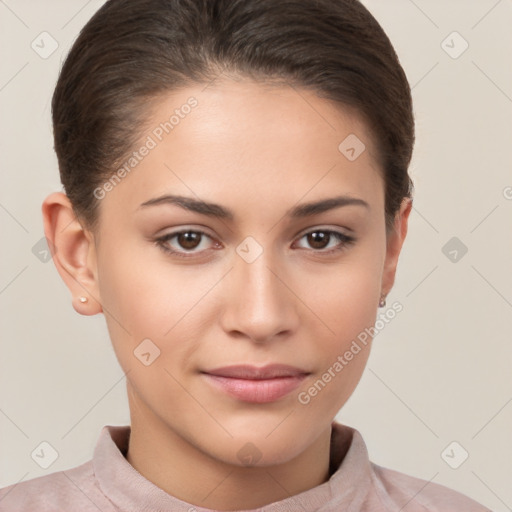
[378,295,386,308]
[79,296,88,303]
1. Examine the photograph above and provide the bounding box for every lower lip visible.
[202,374,307,403]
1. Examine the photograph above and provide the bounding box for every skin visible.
[43,77,412,510]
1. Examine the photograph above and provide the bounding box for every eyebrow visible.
[138,194,370,220]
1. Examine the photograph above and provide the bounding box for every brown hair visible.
[52,0,414,233]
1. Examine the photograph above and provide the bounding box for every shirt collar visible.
[93,421,372,511]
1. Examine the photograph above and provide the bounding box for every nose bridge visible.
[240,248,280,303]
[221,237,297,341]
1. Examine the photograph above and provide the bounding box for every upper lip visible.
[203,364,310,380]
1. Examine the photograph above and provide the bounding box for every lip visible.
[201,364,310,403]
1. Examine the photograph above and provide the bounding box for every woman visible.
[0,0,491,510]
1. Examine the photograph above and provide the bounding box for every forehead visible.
[158,77,377,162]
[100,78,384,221]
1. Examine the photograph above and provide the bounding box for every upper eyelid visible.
[160,225,350,237]
[296,225,352,237]
[158,226,352,247]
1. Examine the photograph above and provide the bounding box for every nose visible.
[219,247,299,344]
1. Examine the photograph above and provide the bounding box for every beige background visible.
[1,0,511,509]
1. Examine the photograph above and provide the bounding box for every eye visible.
[154,227,356,259]
[155,229,218,258]
[294,229,356,255]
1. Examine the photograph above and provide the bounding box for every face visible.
[79,78,402,466]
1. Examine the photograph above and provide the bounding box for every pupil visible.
[309,231,328,249]
[179,232,200,249]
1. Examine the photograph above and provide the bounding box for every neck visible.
[125,387,332,510]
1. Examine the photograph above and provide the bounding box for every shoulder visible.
[370,462,492,512]
[0,460,114,512]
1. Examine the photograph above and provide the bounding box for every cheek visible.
[95,245,195,416]
[96,236,175,328]
[294,249,382,414]
[95,237,211,373]
[94,238,169,364]
[296,303,375,422]
[302,256,383,347]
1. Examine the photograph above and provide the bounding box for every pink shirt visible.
[0,422,490,511]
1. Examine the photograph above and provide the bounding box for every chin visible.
[211,435,308,468]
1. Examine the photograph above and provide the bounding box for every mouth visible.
[201,364,310,403]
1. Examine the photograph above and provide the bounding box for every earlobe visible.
[41,192,103,316]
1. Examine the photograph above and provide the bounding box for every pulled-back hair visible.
[52,0,414,233]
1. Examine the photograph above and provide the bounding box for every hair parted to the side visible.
[52,0,414,234]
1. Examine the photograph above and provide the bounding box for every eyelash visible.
[154,228,356,259]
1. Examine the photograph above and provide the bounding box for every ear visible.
[42,192,103,315]
[381,198,413,298]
